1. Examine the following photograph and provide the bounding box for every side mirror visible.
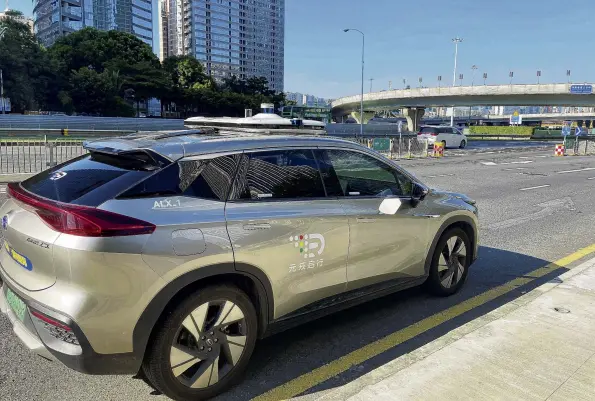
[411,183,428,207]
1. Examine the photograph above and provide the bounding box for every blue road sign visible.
[570,84,593,94]
[575,126,583,136]
[562,122,571,136]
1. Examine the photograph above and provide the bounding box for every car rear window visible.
[420,127,438,134]
[21,152,157,206]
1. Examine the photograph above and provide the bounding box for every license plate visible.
[6,287,26,322]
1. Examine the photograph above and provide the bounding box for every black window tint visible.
[322,149,413,197]
[236,149,325,200]
[22,153,152,205]
[119,155,240,201]
[420,127,438,134]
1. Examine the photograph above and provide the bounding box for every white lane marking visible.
[510,161,534,165]
[557,167,595,174]
[482,151,496,154]
[519,184,551,191]
[518,156,532,159]
[587,177,595,180]
[481,162,498,166]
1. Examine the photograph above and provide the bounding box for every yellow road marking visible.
[253,243,595,401]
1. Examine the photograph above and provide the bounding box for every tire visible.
[425,228,471,296]
[442,140,447,150]
[143,285,257,401]
[459,140,467,149]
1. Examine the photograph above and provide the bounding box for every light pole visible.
[483,72,488,85]
[344,28,365,138]
[537,70,541,84]
[509,71,514,85]
[567,69,571,84]
[418,77,423,88]
[0,27,6,115]
[471,65,478,86]
[451,37,463,126]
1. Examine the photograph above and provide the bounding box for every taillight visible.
[7,182,155,237]
[417,132,422,136]
[30,308,79,345]
[431,133,438,136]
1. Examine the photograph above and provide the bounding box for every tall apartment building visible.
[160,0,285,92]
[33,0,153,48]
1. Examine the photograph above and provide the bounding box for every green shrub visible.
[468,126,534,136]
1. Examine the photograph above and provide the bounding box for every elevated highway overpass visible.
[331,83,595,131]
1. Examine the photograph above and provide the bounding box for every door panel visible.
[340,198,428,289]
[225,150,349,320]
[316,148,429,290]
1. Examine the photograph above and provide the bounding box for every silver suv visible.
[0,131,478,400]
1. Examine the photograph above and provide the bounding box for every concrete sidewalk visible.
[306,256,595,401]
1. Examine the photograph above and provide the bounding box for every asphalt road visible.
[1,147,595,401]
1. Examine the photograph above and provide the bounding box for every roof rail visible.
[121,129,216,140]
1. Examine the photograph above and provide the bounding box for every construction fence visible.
[350,136,431,160]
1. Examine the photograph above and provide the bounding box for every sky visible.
[11,0,595,99]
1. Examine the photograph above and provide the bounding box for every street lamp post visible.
[471,65,478,86]
[483,72,488,85]
[567,69,571,84]
[0,27,6,115]
[451,37,463,126]
[344,28,365,138]
[537,70,541,84]
[509,71,514,85]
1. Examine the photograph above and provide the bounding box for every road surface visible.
[1,148,594,400]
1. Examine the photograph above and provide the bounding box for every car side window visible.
[234,149,326,200]
[316,149,412,197]
[118,154,241,201]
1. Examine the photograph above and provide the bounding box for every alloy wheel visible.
[170,300,247,389]
[437,236,467,289]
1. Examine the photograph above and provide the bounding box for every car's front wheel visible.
[425,228,471,296]
[459,140,467,149]
[143,285,257,401]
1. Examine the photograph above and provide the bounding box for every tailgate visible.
[0,199,59,291]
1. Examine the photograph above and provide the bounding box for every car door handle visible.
[356,217,376,223]
[243,223,271,230]
[413,213,440,218]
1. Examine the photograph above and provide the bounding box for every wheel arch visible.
[424,216,478,275]
[132,262,274,367]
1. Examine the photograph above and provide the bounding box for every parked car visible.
[0,131,478,401]
[418,125,468,148]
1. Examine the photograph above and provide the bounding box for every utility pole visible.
[1,69,4,114]
[471,65,478,86]
[369,78,374,93]
[451,37,463,126]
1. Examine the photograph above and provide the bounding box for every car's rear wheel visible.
[425,228,471,296]
[459,140,467,149]
[442,140,447,149]
[143,285,257,401]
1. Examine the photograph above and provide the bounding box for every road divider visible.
[252,242,595,401]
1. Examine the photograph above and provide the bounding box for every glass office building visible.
[33,0,153,48]
[160,0,285,92]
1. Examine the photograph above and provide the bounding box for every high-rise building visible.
[160,0,285,92]
[33,0,153,48]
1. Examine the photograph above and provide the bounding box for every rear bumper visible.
[0,274,141,375]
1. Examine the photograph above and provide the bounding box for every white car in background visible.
[417,125,468,149]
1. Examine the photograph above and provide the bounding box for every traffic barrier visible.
[554,144,565,156]
[433,142,444,157]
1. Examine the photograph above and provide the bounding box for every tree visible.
[0,13,54,112]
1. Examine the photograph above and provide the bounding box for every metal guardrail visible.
[0,138,87,174]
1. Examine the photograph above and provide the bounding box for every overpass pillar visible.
[350,111,375,124]
[403,107,425,132]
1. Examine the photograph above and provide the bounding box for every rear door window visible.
[118,154,241,201]
[233,149,326,200]
[21,152,155,206]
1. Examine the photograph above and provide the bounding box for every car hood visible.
[430,189,476,205]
